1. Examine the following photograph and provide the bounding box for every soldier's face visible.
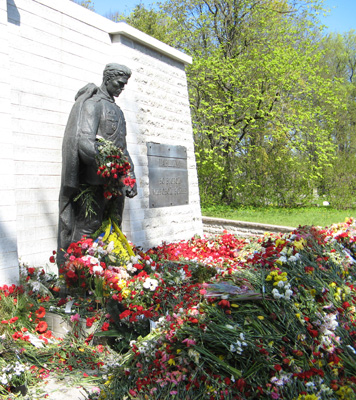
[106,77,127,97]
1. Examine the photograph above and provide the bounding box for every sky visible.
[92,0,356,33]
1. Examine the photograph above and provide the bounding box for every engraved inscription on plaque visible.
[147,142,189,208]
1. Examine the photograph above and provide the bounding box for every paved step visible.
[202,216,295,237]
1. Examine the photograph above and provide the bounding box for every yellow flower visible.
[168,358,176,366]
[177,349,181,354]
[344,286,351,294]
[336,385,354,399]
[329,282,336,288]
[309,289,316,296]
[265,275,272,281]
[304,395,319,400]
[293,239,306,251]
[78,348,85,352]
[117,279,126,289]
[257,316,264,320]
[231,304,239,308]
[121,288,131,299]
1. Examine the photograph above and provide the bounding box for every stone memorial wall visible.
[0,0,202,284]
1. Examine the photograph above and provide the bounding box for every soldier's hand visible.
[126,182,137,198]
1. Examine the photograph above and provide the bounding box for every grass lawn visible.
[201,205,356,227]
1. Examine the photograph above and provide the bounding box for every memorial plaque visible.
[147,142,189,208]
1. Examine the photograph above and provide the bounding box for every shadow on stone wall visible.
[7,0,20,26]
[0,222,19,283]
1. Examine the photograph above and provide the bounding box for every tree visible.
[317,31,356,208]
[160,0,341,206]
[109,4,177,45]
[71,0,95,11]
[115,1,347,208]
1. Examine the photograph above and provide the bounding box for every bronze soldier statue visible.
[57,63,137,266]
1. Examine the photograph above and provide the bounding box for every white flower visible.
[143,278,158,291]
[0,374,8,385]
[106,241,115,253]
[126,263,137,273]
[272,288,284,299]
[30,281,41,292]
[285,289,293,299]
[82,255,100,265]
[130,255,141,263]
[277,280,285,288]
[97,246,105,255]
[188,349,200,363]
[93,265,103,274]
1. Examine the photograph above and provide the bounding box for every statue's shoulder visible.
[84,94,103,106]
[74,83,98,101]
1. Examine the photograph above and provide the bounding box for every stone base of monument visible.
[45,312,97,340]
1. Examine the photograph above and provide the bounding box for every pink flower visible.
[182,338,196,347]
[70,313,80,322]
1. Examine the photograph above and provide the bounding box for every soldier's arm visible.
[78,100,101,165]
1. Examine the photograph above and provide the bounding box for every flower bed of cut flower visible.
[99,220,356,400]
[1,220,356,399]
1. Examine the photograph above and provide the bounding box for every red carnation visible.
[342,301,351,309]
[218,299,230,308]
[101,322,110,331]
[12,331,23,340]
[66,270,77,279]
[35,321,48,333]
[35,306,46,319]
[119,310,131,319]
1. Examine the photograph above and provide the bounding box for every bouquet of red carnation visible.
[96,138,136,199]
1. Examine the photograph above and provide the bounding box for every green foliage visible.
[202,204,356,227]
[113,1,356,210]
[71,0,95,11]
[109,4,177,45]
[317,31,356,208]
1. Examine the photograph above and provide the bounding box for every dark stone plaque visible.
[147,142,189,208]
